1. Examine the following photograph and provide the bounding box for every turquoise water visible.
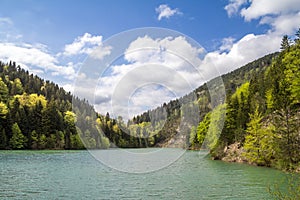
[0,150,289,199]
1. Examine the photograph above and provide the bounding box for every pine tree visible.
[0,78,8,102]
[295,28,300,44]
[0,128,7,149]
[0,101,8,119]
[243,109,264,165]
[280,35,290,51]
[30,130,38,149]
[9,123,27,149]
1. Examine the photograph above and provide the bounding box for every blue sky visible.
[0,0,269,51]
[0,0,300,118]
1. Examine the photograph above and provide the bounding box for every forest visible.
[0,60,167,150]
[190,30,300,171]
[131,29,300,171]
[0,62,112,150]
[0,29,299,172]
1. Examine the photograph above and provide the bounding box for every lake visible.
[0,149,290,199]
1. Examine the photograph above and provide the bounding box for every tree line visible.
[190,29,300,171]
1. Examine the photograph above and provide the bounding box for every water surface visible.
[0,150,289,199]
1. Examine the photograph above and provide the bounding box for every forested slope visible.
[0,62,112,149]
[192,31,300,171]
[131,52,277,147]
[131,30,300,171]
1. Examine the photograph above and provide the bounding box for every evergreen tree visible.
[295,28,300,44]
[0,128,7,149]
[243,109,263,165]
[0,101,8,119]
[280,35,290,51]
[30,130,38,149]
[9,123,26,149]
[0,78,8,102]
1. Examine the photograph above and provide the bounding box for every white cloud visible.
[225,0,300,36]
[240,0,300,21]
[201,33,281,78]
[91,35,205,119]
[62,83,74,93]
[224,0,247,17]
[62,33,111,59]
[124,35,204,69]
[0,42,77,80]
[260,12,300,35]
[0,28,112,90]
[219,37,235,52]
[156,4,182,21]
[219,0,300,77]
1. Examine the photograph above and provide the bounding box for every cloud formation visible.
[62,33,111,60]
[240,0,300,21]
[91,35,206,119]
[0,23,110,83]
[156,4,182,20]
[201,33,281,77]
[216,0,300,75]
[0,42,76,79]
[224,0,247,17]
[225,0,300,35]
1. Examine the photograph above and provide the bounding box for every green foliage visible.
[273,109,300,170]
[13,93,47,109]
[221,82,250,145]
[70,134,84,149]
[197,113,211,146]
[212,29,300,171]
[189,104,226,150]
[38,134,47,149]
[206,104,226,150]
[281,35,290,51]
[282,45,300,105]
[189,126,197,148]
[231,82,250,103]
[0,101,8,118]
[101,137,110,149]
[64,111,77,124]
[9,123,26,149]
[0,78,8,102]
[243,109,278,166]
[265,88,274,110]
[11,78,23,95]
[0,61,115,150]
[30,130,38,149]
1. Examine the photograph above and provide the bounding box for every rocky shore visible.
[220,142,247,163]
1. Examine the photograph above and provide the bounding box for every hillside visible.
[129,53,277,147]
[0,62,112,149]
[0,52,276,151]
[130,30,300,171]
